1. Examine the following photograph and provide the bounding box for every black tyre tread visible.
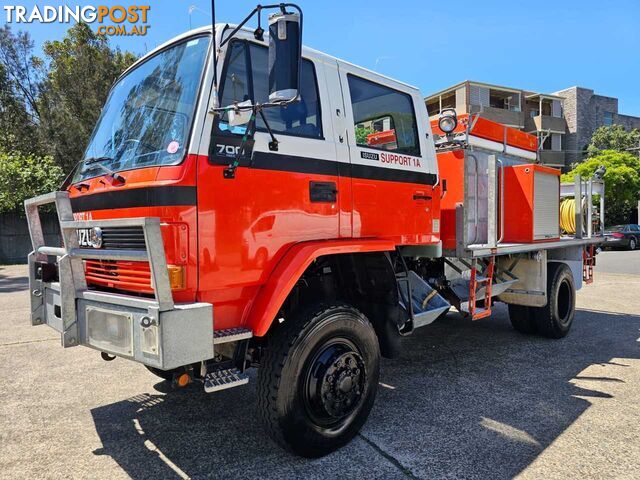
[534,262,575,339]
[256,302,373,455]
[145,365,174,381]
[508,304,537,334]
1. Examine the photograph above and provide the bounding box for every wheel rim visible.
[557,279,573,326]
[303,339,366,429]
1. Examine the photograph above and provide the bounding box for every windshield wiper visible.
[81,157,125,184]
[84,155,114,165]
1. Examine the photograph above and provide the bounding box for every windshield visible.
[74,35,210,182]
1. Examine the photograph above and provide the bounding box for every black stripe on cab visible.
[250,151,437,185]
[70,186,197,212]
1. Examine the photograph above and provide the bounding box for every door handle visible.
[310,181,338,203]
[413,194,432,201]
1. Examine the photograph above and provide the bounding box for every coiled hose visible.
[560,198,586,234]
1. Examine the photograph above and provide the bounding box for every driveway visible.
[0,262,639,479]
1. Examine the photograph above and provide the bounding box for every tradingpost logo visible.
[3,4,151,36]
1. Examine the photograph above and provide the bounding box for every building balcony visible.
[469,105,525,128]
[525,115,567,133]
[538,150,566,167]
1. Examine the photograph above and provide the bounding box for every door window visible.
[347,74,420,156]
[216,40,322,139]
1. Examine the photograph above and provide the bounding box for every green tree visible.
[561,150,640,225]
[587,125,640,157]
[355,126,374,145]
[40,23,137,171]
[0,63,40,154]
[0,149,63,212]
[0,26,46,155]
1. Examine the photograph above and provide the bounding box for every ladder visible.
[468,256,495,320]
[583,245,595,284]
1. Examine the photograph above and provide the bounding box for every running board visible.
[204,367,249,393]
[213,327,252,345]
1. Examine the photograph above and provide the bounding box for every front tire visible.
[532,263,576,338]
[258,303,380,458]
[508,304,537,334]
[145,366,175,381]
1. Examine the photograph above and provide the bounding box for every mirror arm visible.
[219,4,302,48]
[257,107,279,151]
[223,110,257,179]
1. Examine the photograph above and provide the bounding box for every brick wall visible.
[556,86,640,166]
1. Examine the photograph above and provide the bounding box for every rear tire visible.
[258,303,380,458]
[508,304,537,334]
[532,262,576,338]
[629,237,637,251]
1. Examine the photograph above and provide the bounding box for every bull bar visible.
[24,191,214,370]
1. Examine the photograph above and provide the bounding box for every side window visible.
[347,74,420,156]
[219,41,250,107]
[216,40,322,139]
[250,44,322,138]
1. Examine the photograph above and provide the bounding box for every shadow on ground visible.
[90,307,640,479]
[0,267,29,293]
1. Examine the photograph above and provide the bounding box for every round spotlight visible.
[89,227,103,249]
[438,109,458,133]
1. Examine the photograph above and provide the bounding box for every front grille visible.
[101,227,146,250]
[85,260,153,293]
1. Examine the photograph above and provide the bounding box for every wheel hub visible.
[304,342,366,423]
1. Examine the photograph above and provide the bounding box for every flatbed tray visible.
[445,236,603,259]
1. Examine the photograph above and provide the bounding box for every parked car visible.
[603,224,639,250]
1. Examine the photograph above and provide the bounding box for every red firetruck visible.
[24,4,604,457]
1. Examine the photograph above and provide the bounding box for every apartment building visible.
[553,86,640,165]
[425,80,567,167]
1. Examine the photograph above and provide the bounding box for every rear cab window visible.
[347,74,420,157]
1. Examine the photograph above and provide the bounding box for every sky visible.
[4,0,640,115]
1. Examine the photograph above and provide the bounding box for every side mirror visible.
[268,10,301,103]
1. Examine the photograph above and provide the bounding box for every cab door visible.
[195,38,341,327]
[336,61,438,243]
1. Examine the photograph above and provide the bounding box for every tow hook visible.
[101,352,116,361]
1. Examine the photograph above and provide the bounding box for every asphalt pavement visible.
[0,251,639,479]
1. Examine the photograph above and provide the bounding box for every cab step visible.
[204,367,249,393]
[213,327,252,345]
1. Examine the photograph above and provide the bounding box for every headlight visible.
[86,307,133,357]
[438,109,458,133]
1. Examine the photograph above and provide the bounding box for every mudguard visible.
[245,239,396,336]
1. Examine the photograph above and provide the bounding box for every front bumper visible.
[25,191,213,370]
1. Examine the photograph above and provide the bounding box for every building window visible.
[489,90,520,112]
[603,111,614,126]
